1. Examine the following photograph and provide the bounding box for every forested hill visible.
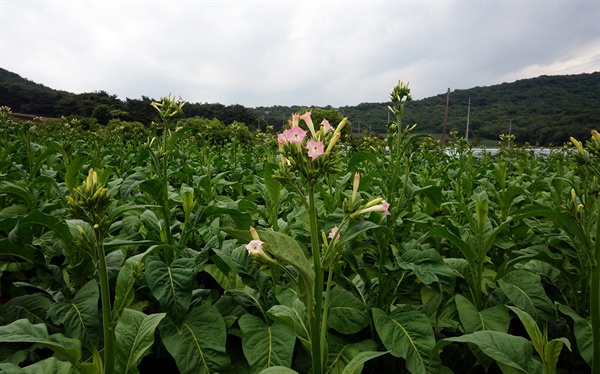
[257,73,600,146]
[1,67,598,145]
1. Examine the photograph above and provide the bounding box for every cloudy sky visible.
[1,1,599,107]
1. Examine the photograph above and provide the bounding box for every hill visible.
[1,67,598,145]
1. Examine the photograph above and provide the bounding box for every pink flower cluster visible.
[278,111,334,161]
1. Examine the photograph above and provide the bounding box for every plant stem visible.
[96,232,114,374]
[592,199,600,373]
[308,184,323,374]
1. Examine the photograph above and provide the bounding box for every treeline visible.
[257,73,600,146]
[0,68,260,128]
[2,67,599,145]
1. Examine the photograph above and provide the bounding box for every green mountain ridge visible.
[1,67,598,145]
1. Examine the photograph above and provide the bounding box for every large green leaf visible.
[267,289,310,349]
[0,319,91,373]
[440,331,536,373]
[455,294,509,333]
[420,226,476,264]
[0,293,54,325]
[159,304,230,374]
[145,257,195,325]
[239,314,296,374]
[65,156,88,192]
[22,357,76,374]
[328,286,370,335]
[498,269,555,323]
[558,304,592,367]
[113,247,156,320]
[325,335,382,374]
[115,309,166,374]
[258,367,299,374]
[372,306,439,374]
[257,230,315,301]
[47,279,100,352]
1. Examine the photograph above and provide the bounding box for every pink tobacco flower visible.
[354,199,391,217]
[305,138,325,161]
[300,111,317,138]
[246,240,266,256]
[283,126,308,143]
[278,133,288,144]
[328,226,341,241]
[321,119,333,134]
[291,113,301,128]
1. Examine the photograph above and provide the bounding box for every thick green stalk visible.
[308,185,324,374]
[96,233,114,374]
[592,200,600,373]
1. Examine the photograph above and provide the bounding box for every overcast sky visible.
[1,1,599,107]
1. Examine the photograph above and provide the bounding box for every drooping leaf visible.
[115,309,166,374]
[455,294,509,333]
[47,279,100,352]
[558,304,592,367]
[498,270,555,323]
[0,293,54,326]
[440,330,535,373]
[65,156,88,192]
[328,286,370,334]
[145,257,195,325]
[372,306,439,374]
[22,357,76,374]
[325,334,382,374]
[159,304,230,374]
[257,230,315,303]
[239,314,296,374]
[0,319,88,372]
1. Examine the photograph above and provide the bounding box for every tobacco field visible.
[0,84,598,374]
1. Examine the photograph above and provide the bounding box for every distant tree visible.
[92,104,113,126]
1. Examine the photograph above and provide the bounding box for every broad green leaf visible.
[267,289,310,349]
[455,294,509,333]
[159,304,230,374]
[420,226,476,264]
[258,367,299,374]
[0,293,54,325]
[65,156,88,192]
[257,230,315,300]
[181,185,195,222]
[145,257,195,325]
[342,350,388,374]
[22,357,76,374]
[120,171,147,201]
[498,270,555,323]
[204,263,245,290]
[263,163,282,209]
[348,150,380,171]
[506,306,544,358]
[441,330,534,373]
[239,314,296,374]
[544,338,571,372]
[204,206,253,230]
[138,178,166,205]
[113,247,157,320]
[372,307,439,374]
[328,286,370,334]
[0,319,86,371]
[325,334,380,374]
[47,279,100,351]
[0,181,34,210]
[558,304,592,367]
[115,309,166,374]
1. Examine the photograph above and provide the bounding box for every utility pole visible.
[466,97,471,142]
[440,88,450,150]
